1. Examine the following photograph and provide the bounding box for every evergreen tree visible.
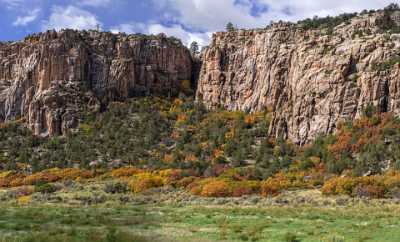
[226,22,235,32]
[189,41,199,55]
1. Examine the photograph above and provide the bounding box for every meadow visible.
[0,196,400,242]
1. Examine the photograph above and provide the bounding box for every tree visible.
[384,3,400,12]
[226,22,235,32]
[189,41,199,55]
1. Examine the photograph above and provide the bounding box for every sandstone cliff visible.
[0,30,192,136]
[196,10,400,144]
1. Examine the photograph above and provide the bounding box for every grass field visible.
[0,203,400,242]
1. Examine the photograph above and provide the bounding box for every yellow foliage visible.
[163,154,175,163]
[128,172,164,193]
[18,195,32,205]
[180,80,192,93]
[111,167,142,178]
[188,178,260,197]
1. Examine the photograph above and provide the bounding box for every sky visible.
[0,0,396,46]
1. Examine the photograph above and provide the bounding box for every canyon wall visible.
[0,30,192,136]
[196,10,400,144]
[2,10,400,144]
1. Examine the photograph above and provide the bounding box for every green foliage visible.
[373,55,400,72]
[298,13,357,31]
[34,183,59,194]
[362,103,377,118]
[226,22,235,32]
[104,182,129,194]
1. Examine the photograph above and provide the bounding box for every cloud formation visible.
[78,0,111,7]
[13,8,40,26]
[111,22,211,47]
[42,5,101,31]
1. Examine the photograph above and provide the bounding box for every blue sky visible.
[0,0,395,46]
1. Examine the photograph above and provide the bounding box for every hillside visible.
[2,4,400,242]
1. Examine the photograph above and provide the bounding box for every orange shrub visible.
[261,177,289,197]
[328,130,352,155]
[158,169,183,185]
[189,178,259,197]
[260,171,319,197]
[382,172,400,189]
[23,172,60,185]
[321,176,385,197]
[128,172,164,193]
[355,184,385,198]
[200,179,231,197]
[231,181,260,197]
[111,167,142,178]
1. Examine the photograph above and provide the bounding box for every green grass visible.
[0,204,399,242]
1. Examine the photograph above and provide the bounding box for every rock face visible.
[196,10,400,144]
[0,30,192,136]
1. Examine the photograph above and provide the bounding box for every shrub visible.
[231,181,260,197]
[354,184,385,198]
[18,195,32,205]
[283,232,301,242]
[5,186,34,199]
[260,171,315,197]
[200,179,231,197]
[104,182,129,194]
[321,176,386,197]
[34,183,59,194]
[188,178,260,197]
[111,167,143,178]
[23,172,60,185]
[128,173,164,193]
[158,169,183,185]
[261,176,289,197]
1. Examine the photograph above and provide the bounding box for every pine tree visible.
[226,22,235,32]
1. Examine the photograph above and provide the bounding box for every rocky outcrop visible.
[196,10,400,144]
[0,30,192,136]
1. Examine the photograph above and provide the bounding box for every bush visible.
[261,176,289,197]
[354,184,385,198]
[158,169,183,185]
[321,176,386,197]
[188,178,260,197]
[111,167,142,178]
[260,171,315,197]
[34,183,59,194]
[200,179,231,197]
[104,182,129,194]
[128,173,164,193]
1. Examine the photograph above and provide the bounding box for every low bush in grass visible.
[157,169,184,186]
[128,172,164,193]
[104,181,129,194]
[188,178,260,197]
[34,183,59,194]
[320,174,397,198]
[260,171,318,197]
[0,168,96,188]
[110,167,143,178]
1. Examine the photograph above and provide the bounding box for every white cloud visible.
[110,22,211,47]
[110,23,147,35]
[13,8,40,26]
[78,0,111,7]
[258,0,396,22]
[148,0,396,47]
[42,6,101,31]
[1,0,24,9]
[148,24,212,47]
[155,0,397,31]
[154,0,267,31]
